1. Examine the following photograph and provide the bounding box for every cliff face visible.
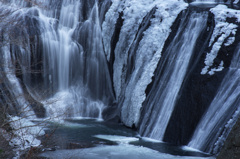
[217,117,240,159]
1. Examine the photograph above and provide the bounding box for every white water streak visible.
[189,44,240,152]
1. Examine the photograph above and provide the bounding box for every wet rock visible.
[217,117,240,159]
[233,132,240,147]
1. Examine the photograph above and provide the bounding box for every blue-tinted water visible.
[39,119,215,159]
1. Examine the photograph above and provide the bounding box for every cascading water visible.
[139,11,208,140]
[186,5,240,153]
[0,46,36,118]
[42,0,114,118]
[1,0,240,157]
[102,0,188,127]
[0,1,38,118]
[0,0,114,119]
[188,43,240,153]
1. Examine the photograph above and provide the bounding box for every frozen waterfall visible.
[1,0,240,155]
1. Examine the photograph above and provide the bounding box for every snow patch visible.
[2,116,45,158]
[8,116,45,149]
[102,0,123,61]
[94,135,139,144]
[201,5,240,75]
[208,61,224,75]
[181,146,205,153]
[105,0,187,101]
[141,137,162,143]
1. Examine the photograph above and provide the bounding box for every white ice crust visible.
[94,135,139,144]
[102,0,123,61]
[8,116,45,149]
[201,5,240,75]
[104,0,188,127]
[1,116,45,158]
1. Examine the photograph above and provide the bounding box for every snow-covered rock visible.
[4,116,45,158]
[201,5,240,75]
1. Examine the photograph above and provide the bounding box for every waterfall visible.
[55,0,80,90]
[187,4,240,153]
[39,0,82,91]
[2,0,240,155]
[188,44,240,153]
[0,0,114,119]
[102,0,188,127]
[0,0,38,118]
[139,11,208,141]
[0,46,36,118]
[40,0,114,118]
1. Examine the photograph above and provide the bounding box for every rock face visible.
[217,117,240,159]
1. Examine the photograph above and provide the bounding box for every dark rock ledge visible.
[217,117,240,159]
